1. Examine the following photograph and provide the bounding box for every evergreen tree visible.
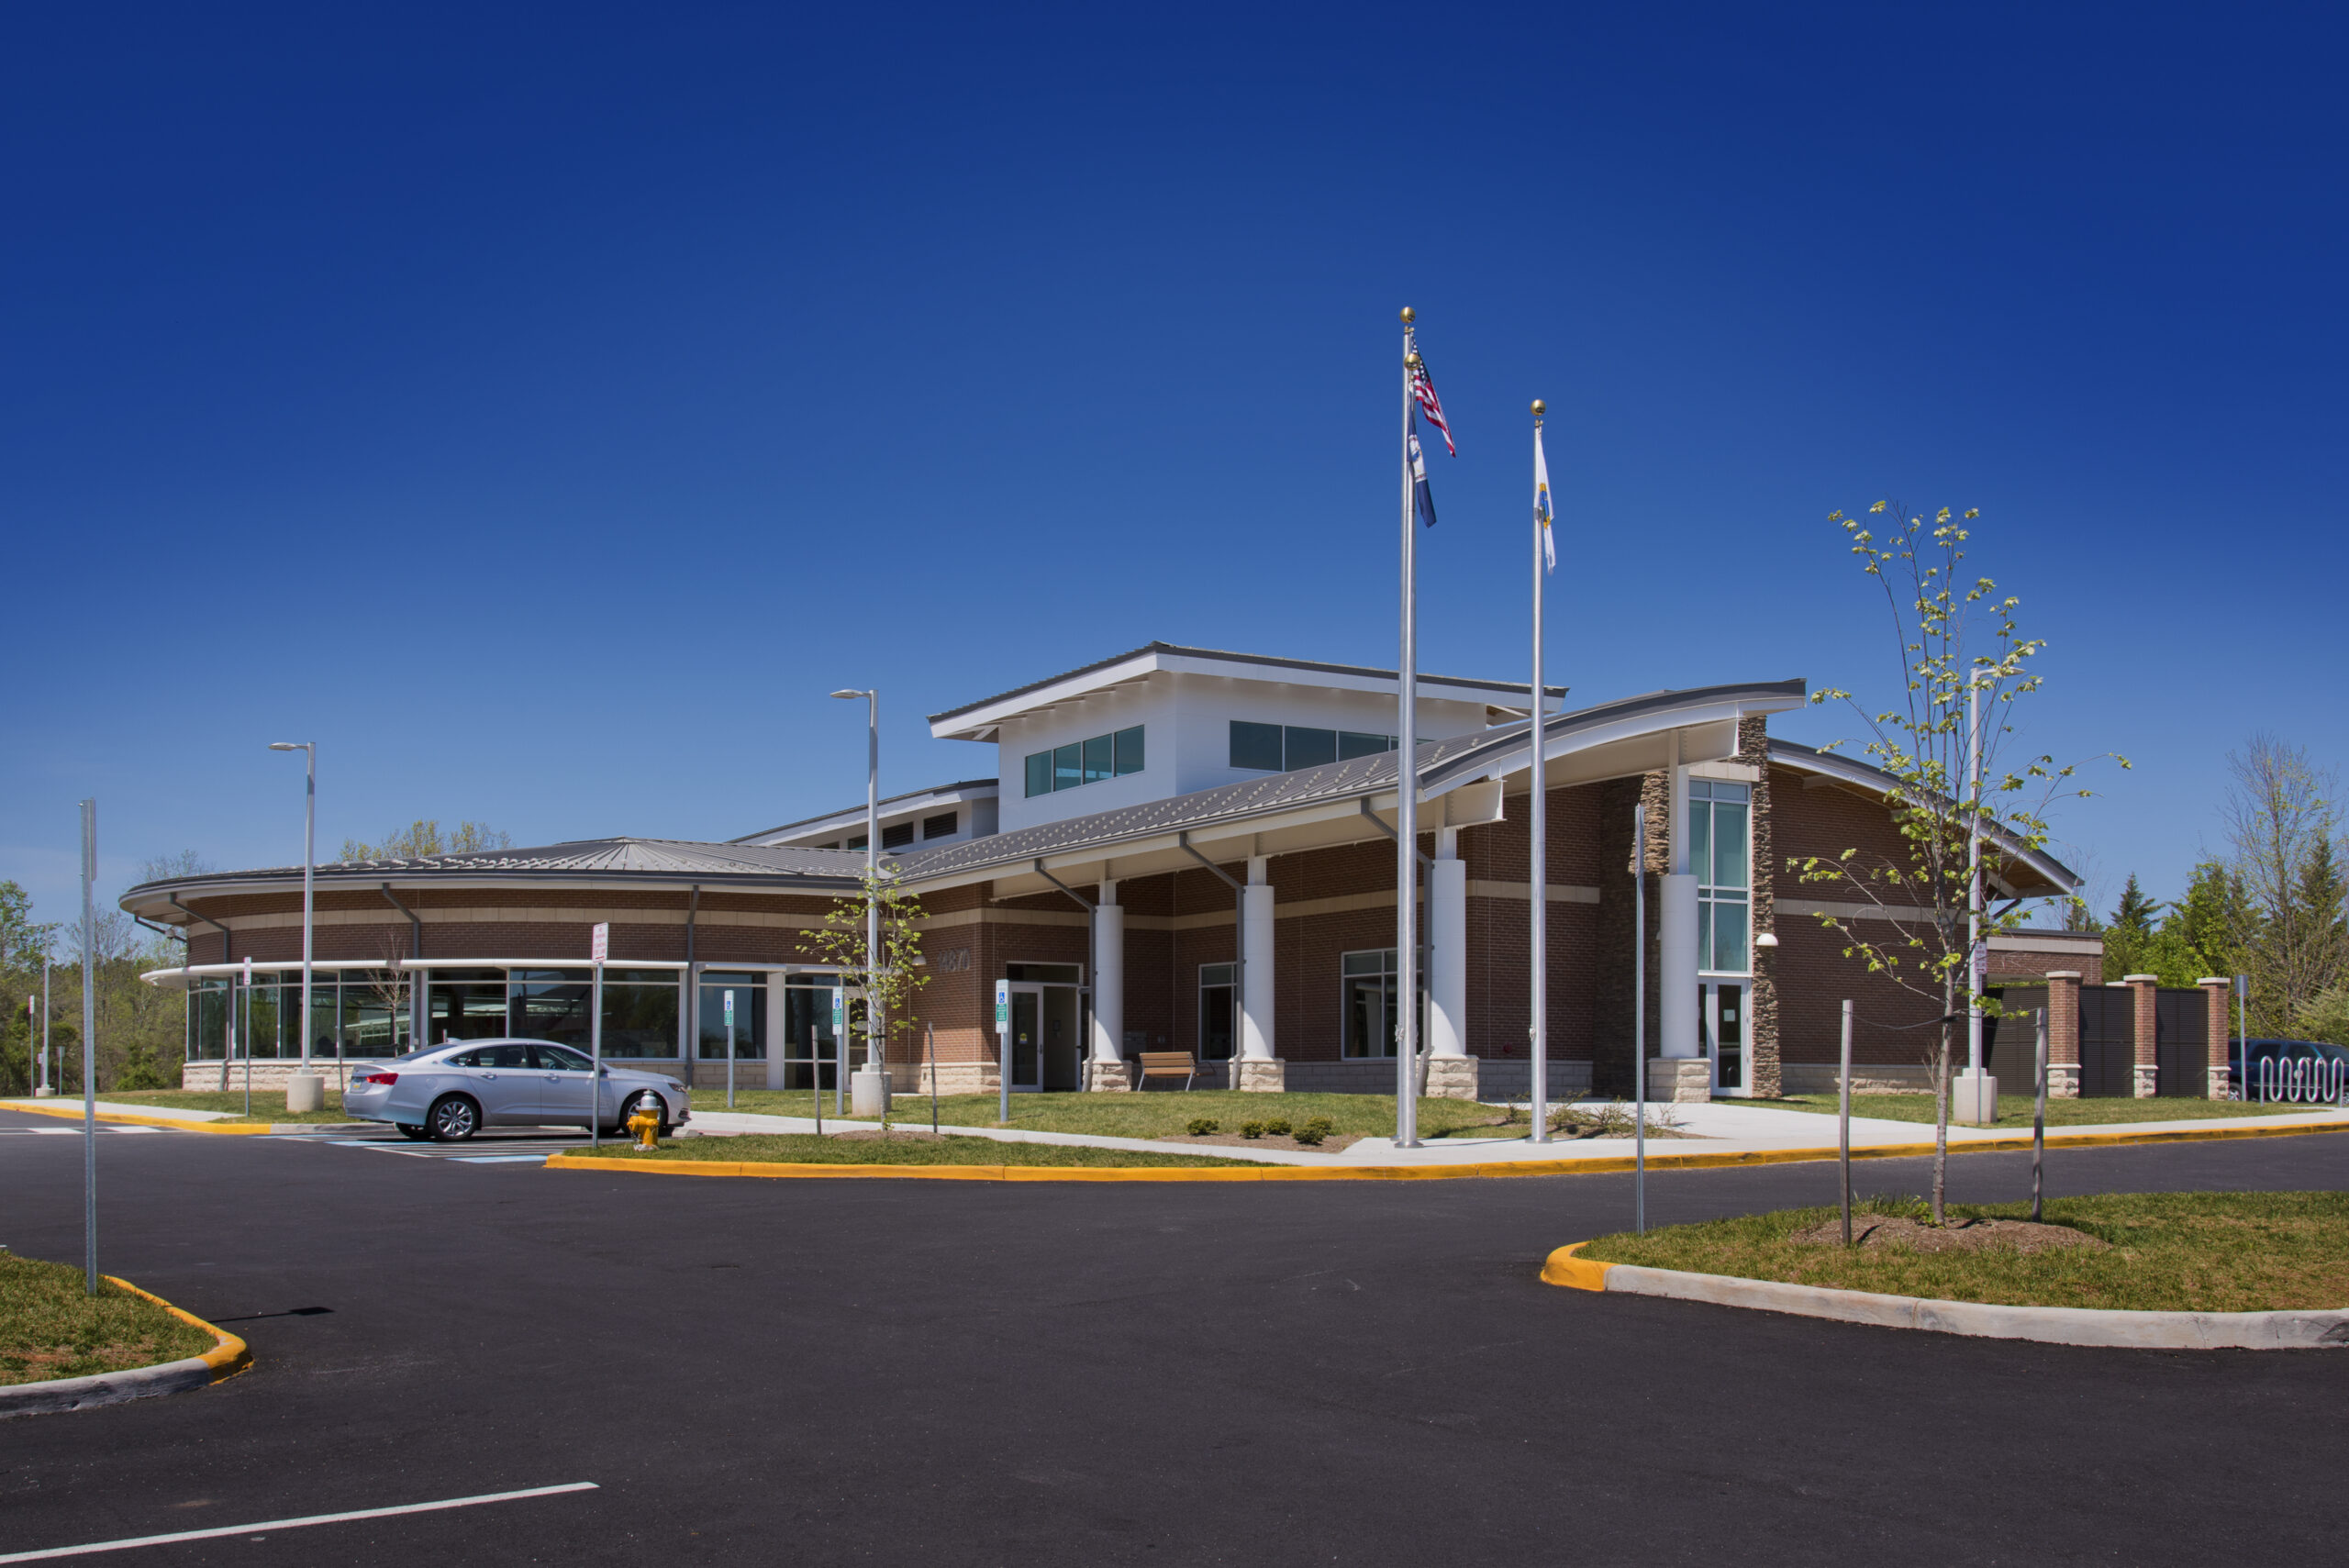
[2104,873,2160,977]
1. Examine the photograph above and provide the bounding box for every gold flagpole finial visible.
[1531,399,1546,418]
[1399,306,1415,324]
[1405,352,1422,369]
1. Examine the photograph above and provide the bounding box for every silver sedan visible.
[344,1039,693,1142]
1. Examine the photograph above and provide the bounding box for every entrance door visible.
[1040,987,1082,1091]
[1008,985,1043,1091]
[1702,983,1746,1095]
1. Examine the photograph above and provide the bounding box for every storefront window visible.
[698,973,768,1060]
[598,970,681,1058]
[510,969,595,1048]
[1689,781,1752,974]
[427,970,508,1045]
[1340,950,1427,1059]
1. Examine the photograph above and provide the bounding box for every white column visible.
[1241,859,1275,1060]
[1090,883,1124,1063]
[1660,762,1701,1058]
[1428,830,1467,1058]
[764,977,786,1090]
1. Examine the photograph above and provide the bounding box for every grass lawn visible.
[562,1132,1248,1168]
[709,1088,1508,1140]
[1735,1093,2316,1129]
[69,1089,362,1125]
[1578,1191,2349,1312]
[0,1255,216,1386]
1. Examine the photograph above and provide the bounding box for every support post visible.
[1839,997,1853,1246]
[1633,803,1647,1235]
[2032,1006,2048,1222]
[2198,977,2234,1100]
[1426,833,1474,1101]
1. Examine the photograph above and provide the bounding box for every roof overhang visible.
[733,779,999,846]
[121,865,865,926]
[1768,740,2080,898]
[928,643,1562,742]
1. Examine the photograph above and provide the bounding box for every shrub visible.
[1241,1120,1266,1139]
[1294,1116,1335,1147]
[1262,1117,1292,1137]
[1186,1118,1220,1137]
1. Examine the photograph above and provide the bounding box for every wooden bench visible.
[1135,1051,1198,1091]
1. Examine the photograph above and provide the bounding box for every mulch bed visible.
[1788,1215,2111,1255]
[1155,1132,1365,1154]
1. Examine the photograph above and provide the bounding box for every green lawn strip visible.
[710,1088,1505,1140]
[564,1132,1250,1167]
[0,1255,216,1387]
[79,1089,361,1125]
[1577,1191,2349,1312]
[1733,1093,2311,1129]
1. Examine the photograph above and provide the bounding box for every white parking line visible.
[0,1482,599,1562]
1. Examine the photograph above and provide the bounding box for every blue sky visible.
[5,1,2343,929]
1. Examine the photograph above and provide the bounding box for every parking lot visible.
[3,1106,2345,1565]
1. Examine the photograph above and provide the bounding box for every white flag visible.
[1533,425,1555,573]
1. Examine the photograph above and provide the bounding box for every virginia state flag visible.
[1534,424,1555,571]
[1409,408,1438,528]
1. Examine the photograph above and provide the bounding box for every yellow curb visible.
[103,1275,251,1384]
[542,1114,2349,1183]
[1540,1241,1612,1291]
[1,1101,280,1136]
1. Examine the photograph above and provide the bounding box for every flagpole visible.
[1528,400,1549,1142]
[1397,306,1420,1150]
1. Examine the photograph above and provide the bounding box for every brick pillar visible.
[2125,973,2160,1098]
[2045,971,2081,1098]
[2199,977,2234,1100]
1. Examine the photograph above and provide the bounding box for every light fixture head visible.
[268,741,302,751]
[829,689,866,700]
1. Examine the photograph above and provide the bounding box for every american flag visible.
[1408,355,1454,456]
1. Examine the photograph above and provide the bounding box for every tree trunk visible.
[1933,975,1954,1225]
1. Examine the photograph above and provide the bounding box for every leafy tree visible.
[2298,983,2349,1047]
[2219,737,2347,1034]
[339,821,514,862]
[2103,873,2160,978]
[2142,861,2249,988]
[1796,502,2121,1223]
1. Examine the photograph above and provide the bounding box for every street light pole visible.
[831,688,885,1117]
[270,742,321,1110]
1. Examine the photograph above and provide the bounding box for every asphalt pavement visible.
[1,1106,2344,1565]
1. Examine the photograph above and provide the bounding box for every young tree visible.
[2143,861,2249,988]
[1796,502,2120,1224]
[802,866,930,1120]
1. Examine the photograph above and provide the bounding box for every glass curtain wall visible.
[780,975,845,1089]
[1688,781,1753,974]
[185,967,686,1061]
[1340,949,1428,1058]
[186,971,414,1062]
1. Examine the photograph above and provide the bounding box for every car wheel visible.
[428,1095,481,1142]
[395,1123,430,1141]
[613,1091,667,1138]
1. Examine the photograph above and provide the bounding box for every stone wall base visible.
[2208,1065,2235,1101]
[1236,1059,1287,1093]
[901,1062,996,1097]
[2046,1063,2081,1099]
[1084,1060,1135,1092]
[2133,1063,2160,1099]
[183,1060,382,1093]
[1424,1056,1479,1101]
[1781,1062,1938,1096]
[1644,1057,1713,1104]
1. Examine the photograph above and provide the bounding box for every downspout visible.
[684,885,701,1086]
[380,884,425,1048]
[1177,833,1245,1084]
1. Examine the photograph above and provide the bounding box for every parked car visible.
[344,1039,692,1141]
[2231,1038,2349,1104]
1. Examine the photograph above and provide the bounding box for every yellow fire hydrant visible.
[625,1096,662,1151]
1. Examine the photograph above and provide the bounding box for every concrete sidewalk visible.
[682,1099,2349,1170]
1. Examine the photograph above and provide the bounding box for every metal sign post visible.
[241,956,254,1119]
[588,923,607,1149]
[995,979,1011,1126]
[1632,805,1647,1235]
[79,800,97,1295]
[1839,999,1854,1245]
[724,989,737,1110]
[2032,1006,2048,1222]
[2234,974,2250,1100]
[927,1020,939,1135]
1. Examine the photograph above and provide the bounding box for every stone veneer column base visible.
[2045,1063,2081,1099]
[1645,1057,1712,1104]
[2208,1066,2235,1102]
[1084,1060,1134,1092]
[1236,1058,1286,1093]
[2133,1063,2160,1099]
[907,1062,995,1097]
[1424,1056,1479,1101]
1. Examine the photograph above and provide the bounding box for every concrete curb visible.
[1,1101,369,1136]
[0,1276,251,1419]
[543,1114,2349,1183]
[1538,1242,2349,1351]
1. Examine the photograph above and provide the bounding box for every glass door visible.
[1008,984,1043,1091]
[1702,983,1745,1094]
